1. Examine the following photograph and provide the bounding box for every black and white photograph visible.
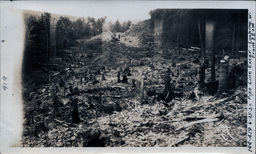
[0,1,255,153]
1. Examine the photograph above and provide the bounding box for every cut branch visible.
[54,119,76,127]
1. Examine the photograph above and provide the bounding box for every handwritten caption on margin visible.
[247,11,255,153]
[2,76,8,91]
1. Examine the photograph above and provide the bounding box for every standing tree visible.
[41,12,51,62]
[122,20,132,32]
[113,20,121,33]
[23,12,54,74]
[73,18,85,39]
[197,18,206,91]
[55,16,72,50]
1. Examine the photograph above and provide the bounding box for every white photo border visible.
[0,1,255,154]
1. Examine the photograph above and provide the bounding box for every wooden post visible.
[199,64,205,90]
[217,57,229,96]
[140,78,144,104]
[198,20,204,53]
[164,68,172,101]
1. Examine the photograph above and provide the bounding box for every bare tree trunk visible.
[199,64,205,90]
[46,31,49,62]
[232,23,236,56]
[198,20,204,53]
[205,20,215,82]
[164,68,171,96]
[236,13,240,55]
[177,31,179,48]
[216,58,229,96]
[50,17,56,62]
[198,20,205,89]
[140,78,144,104]
[210,50,216,81]
[117,71,121,83]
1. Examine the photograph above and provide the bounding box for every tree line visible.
[23,12,133,72]
[23,12,109,73]
[149,9,248,54]
[108,20,132,33]
[149,9,247,95]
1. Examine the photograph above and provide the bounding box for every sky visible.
[10,1,159,22]
[4,1,254,22]
[7,1,252,22]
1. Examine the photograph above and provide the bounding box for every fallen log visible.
[68,92,126,98]
[183,96,233,112]
[176,117,219,131]
[183,113,223,121]
[84,93,124,99]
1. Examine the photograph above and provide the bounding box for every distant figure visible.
[118,34,120,39]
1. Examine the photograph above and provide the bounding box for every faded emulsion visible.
[21,9,248,147]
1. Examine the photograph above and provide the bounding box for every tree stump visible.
[102,73,106,80]
[122,75,128,83]
[72,98,80,124]
[132,79,136,89]
[164,68,172,102]
[198,64,205,90]
[117,71,121,83]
